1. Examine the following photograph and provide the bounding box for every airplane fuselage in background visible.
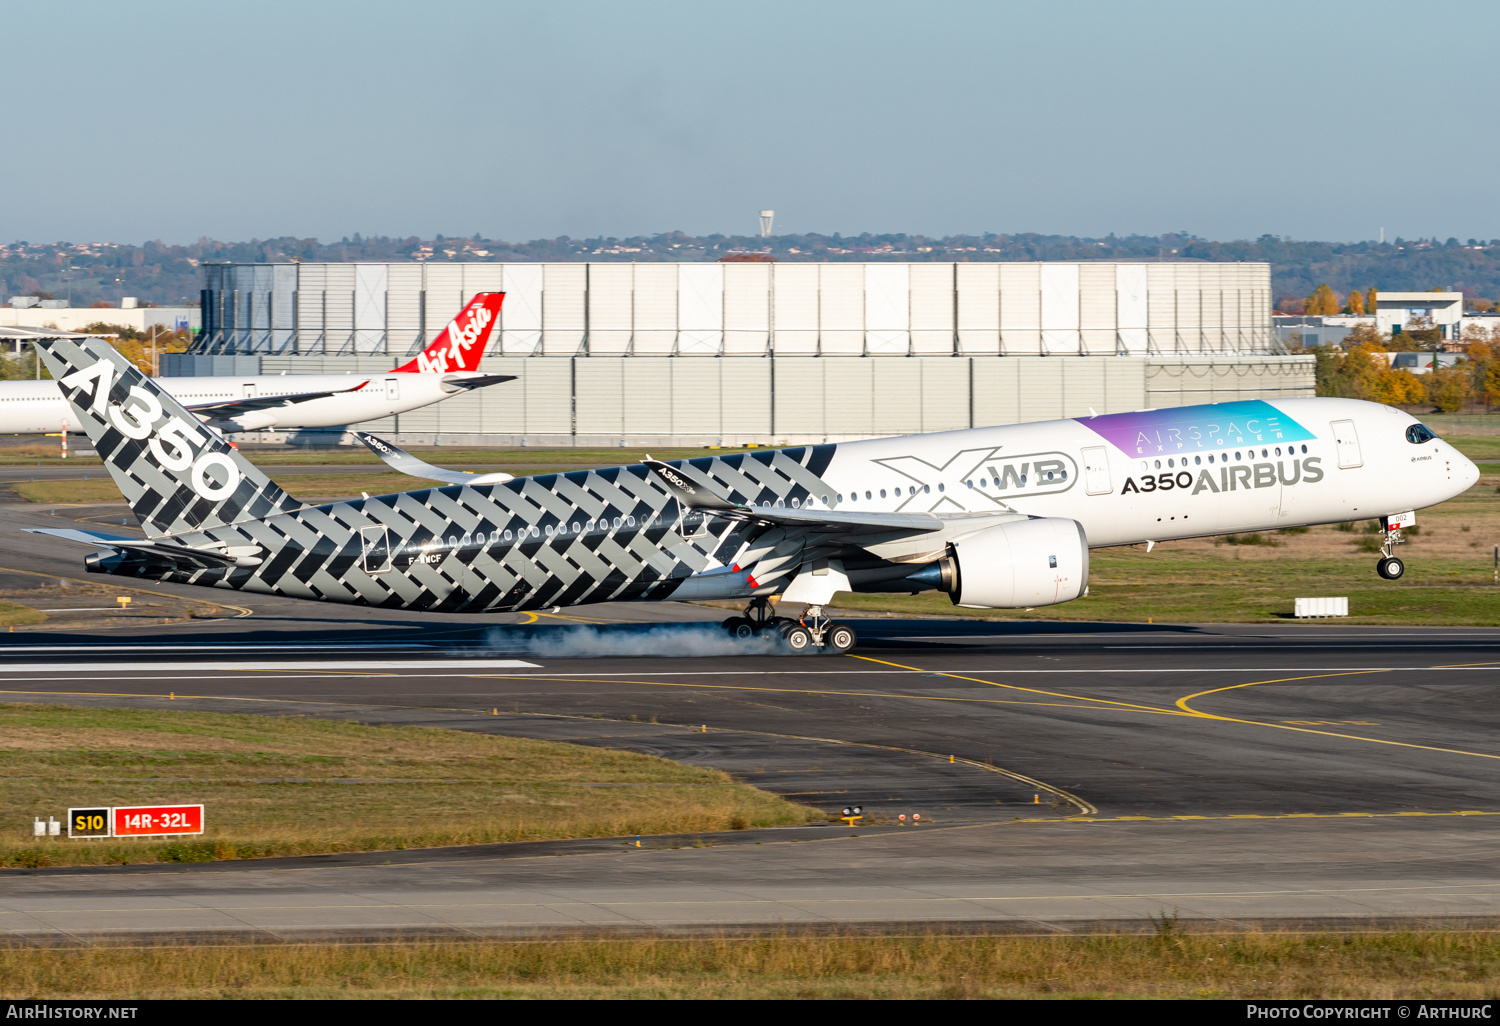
[0,373,474,434]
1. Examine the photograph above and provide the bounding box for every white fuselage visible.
[0,374,463,433]
[794,397,1477,548]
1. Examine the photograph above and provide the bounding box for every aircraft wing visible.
[641,458,943,538]
[184,382,371,417]
[354,431,515,486]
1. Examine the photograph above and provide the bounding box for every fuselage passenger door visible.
[385,377,401,401]
[1330,420,1363,469]
[1081,446,1113,495]
[360,525,392,574]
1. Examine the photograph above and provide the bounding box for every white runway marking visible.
[0,660,540,673]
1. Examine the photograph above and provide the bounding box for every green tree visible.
[1426,365,1472,413]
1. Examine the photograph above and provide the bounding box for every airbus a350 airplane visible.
[31,334,1479,653]
[0,293,509,435]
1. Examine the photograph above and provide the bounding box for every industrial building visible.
[184,261,1313,446]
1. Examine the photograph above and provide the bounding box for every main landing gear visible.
[721,597,857,654]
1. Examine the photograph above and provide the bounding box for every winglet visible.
[354,431,514,486]
[640,459,739,511]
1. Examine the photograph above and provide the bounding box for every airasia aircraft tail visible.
[393,292,504,374]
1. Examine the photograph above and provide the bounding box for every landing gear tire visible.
[824,623,857,654]
[781,624,813,652]
[732,621,757,640]
[1377,556,1405,580]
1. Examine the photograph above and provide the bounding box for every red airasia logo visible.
[398,292,505,374]
[113,804,203,836]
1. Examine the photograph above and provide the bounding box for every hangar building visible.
[184,261,1313,447]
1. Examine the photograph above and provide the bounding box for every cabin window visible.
[821,495,829,505]
[1194,456,1202,465]
[938,483,945,492]
[545,526,553,536]
[1235,451,1242,461]
[626,516,636,527]
[1261,448,1268,458]
[1301,444,1308,453]
[1154,460,1161,469]
[791,498,800,508]
[1208,454,1215,464]
[504,530,513,542]
[613,517,622,529]
[879,489,886,498]
[836,494,842,503]
[923,485,931,493]
[447,536,457,548]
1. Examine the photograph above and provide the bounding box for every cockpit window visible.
[1406,423,1438,444]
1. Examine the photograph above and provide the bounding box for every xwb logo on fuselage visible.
[977,452,1078,498]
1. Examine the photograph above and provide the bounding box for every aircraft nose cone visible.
[1460,452,1481,490]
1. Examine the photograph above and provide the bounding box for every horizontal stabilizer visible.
[439,373,516,392]
[26,528,262,568]
[354,431,515,486]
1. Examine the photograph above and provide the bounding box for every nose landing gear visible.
[1375,517,1407,580]
[720,597,857,654]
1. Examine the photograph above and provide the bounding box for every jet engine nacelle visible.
[936,517,1089,608]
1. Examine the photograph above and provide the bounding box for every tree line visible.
[1309,324,1500,413]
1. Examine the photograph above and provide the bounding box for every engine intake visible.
[930,517,1089,608]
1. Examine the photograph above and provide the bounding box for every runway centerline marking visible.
[1174,671,1500,763]
[845,654,1185,716]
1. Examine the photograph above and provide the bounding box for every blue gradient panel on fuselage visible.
[1079,400,1318,457]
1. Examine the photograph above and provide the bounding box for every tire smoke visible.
[476,623,788,659]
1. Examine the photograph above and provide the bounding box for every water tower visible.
[759,210,775,238]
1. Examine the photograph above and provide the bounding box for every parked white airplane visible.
[0,293,509,435]
[30,329,1482,654]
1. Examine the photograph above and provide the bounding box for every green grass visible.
[1443,435,1500,461]
[0,601,45,627]
[7,931,1500,999]
[0,704,819,868]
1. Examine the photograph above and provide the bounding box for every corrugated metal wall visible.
[197,261,1278,358]
[247,352,1315,447]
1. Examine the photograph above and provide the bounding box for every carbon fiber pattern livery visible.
[40,334,839,613]
[37,338,302,538]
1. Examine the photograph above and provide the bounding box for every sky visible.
[4,0,1497,246]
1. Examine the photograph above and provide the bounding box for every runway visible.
[4,499,1500,940]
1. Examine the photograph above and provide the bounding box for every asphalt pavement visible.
[4,496,1500,940]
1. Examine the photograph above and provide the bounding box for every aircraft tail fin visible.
[393,292,504,374]
[35,336,301,539]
